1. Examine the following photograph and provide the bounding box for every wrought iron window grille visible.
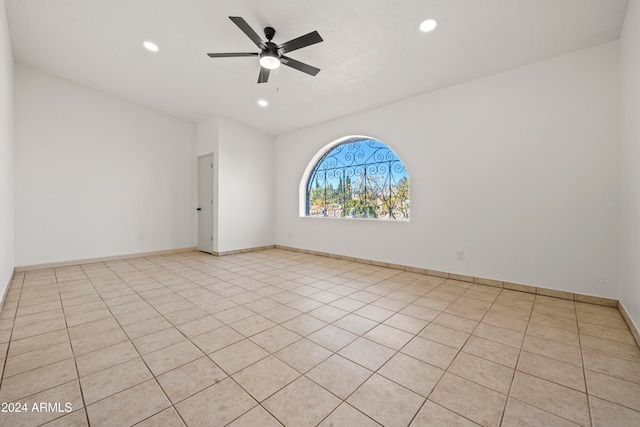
[305,138,410,220]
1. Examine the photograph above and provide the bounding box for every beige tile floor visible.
[1,249,640,426]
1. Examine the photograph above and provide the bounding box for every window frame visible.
[299,135,410,221]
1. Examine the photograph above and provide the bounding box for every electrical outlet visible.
[138,232,145,240]
[456,250,464,260]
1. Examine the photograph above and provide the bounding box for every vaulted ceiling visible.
[5,0,629,135]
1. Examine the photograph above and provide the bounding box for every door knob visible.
[196,208,202,211]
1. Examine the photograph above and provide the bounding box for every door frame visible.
[197,153,215,253]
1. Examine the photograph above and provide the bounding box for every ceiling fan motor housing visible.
[264,26,276,41]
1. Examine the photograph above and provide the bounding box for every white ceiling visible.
[5,0,629,135]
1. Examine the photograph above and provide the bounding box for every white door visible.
[197,154,214,253]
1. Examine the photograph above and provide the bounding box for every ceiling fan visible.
[207,16,323,84]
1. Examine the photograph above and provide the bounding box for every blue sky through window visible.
[306,137,410,220]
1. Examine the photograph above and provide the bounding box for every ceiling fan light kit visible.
[207,16,323,83]
[259,50,280,70]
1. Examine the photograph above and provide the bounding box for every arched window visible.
[303,136,410,220]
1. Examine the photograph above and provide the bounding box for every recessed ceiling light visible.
[143,41,159,52]
[258,99,269,107]
[420,19,437,32]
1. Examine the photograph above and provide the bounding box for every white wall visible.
[14,64,196,266]
[196,116,275,253]
[217,117,275,252]
[275,41,619,298]
[619,0,640,331]
[0,0,14,296]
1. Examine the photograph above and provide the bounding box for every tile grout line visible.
[55,267,91,427]
[169,252,413,426]
[512,297,595,426]
[58,262,169,424]
[206,251,640,424]
[421,284,511,426]
[153,253,304,426]
[282,269,490,425]
[497,289,535,427]
[576,299,595,427]
[309,280,467,426]
[4,250,639,426]
[379,286,461,427]
[0,272,25,394]
[0,291,80,410]
[103,254,342,426]
[201,254,636,424]
[268,293,406,425]
[97,258,194,427]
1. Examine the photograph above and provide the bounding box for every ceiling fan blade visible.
[229,16,266,49]
[258,67,270,84]
[278,31,323,54]
[281,56,320,76]
[207,52,259,58]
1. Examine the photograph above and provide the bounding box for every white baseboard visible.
[12,244,638,349]
[14,247,197,272]
[274,245,618,307]
[0,268,15,316]
[618,301,640,349]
